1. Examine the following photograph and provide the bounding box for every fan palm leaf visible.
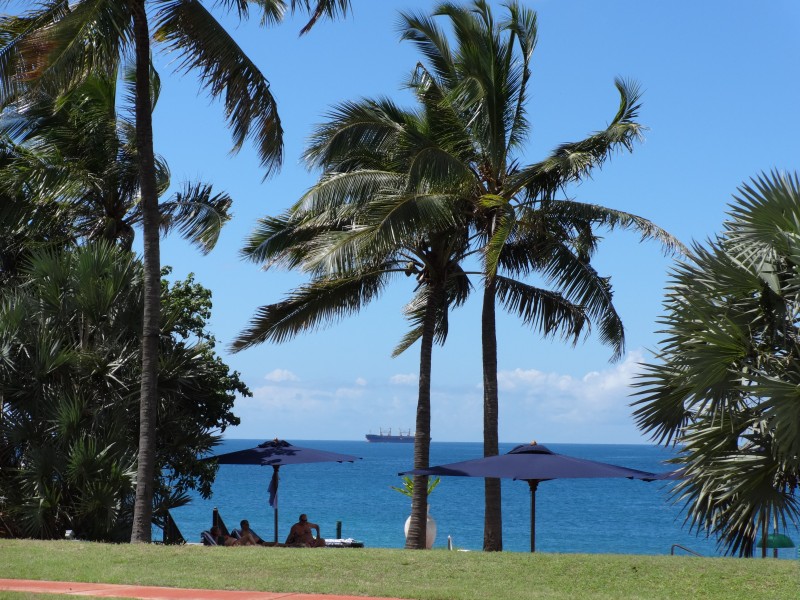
[633,172,800,555]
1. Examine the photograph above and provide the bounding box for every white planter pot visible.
[404,504,437,549]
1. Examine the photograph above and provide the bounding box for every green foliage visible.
[236,0,684,552]
[0,73,233,255]
[0,243,247,540]
[390,475,440,499]
[633,171,800,557]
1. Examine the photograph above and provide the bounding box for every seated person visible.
[210,525,235,546]
[285,513,326,547]
[237,519,263,546]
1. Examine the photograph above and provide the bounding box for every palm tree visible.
[0,0,349,542]
[1,71,233,254]
[234,98,474,549]
[398,1,685,550]
[633,171,800,557]
[236,1,684,551]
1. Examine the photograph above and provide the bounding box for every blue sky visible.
[16,1,799,443]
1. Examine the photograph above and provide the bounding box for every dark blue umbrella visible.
[209,439,360,543]
[402,442,662,552]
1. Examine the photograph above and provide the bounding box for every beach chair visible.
[212,507,230,536]
[232,525,271,545]
[231,527,257,540]
[162,510,186,545]
[200,530,218,546]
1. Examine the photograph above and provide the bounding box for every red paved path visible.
[0,579,404,600]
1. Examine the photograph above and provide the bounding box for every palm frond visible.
[293,0,351,35]
[547,199,689,257]
[397,9,454,86]
[231,270,390,351]
[153,0,282,176]
[159,182,233,254]
[513,77,644,201]
[494,275,588,345]
[5,0,129,102]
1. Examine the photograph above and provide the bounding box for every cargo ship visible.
[365,428,415,443]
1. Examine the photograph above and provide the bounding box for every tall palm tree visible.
[235,98,473,549]
[633,171,800,557]
[0,0,350,542]
[398,1,685,550]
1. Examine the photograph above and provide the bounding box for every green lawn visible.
[0,540,797,600]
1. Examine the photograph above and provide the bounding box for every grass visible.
[0,540,797,600]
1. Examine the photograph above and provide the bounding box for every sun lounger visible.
[200,530,217,546]
[162,510,186,545]
[231,527,263,543]
[323,538,364,548]
[211,507,230,536]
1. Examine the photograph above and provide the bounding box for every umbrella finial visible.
[258,438,290,449]
[530,440,538,446]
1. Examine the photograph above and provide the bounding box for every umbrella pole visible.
[528,480,539,553]
[272,466,280,544]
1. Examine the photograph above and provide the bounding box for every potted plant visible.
[392,476,440,548]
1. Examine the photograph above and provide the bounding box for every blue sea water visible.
[169,440,799,558]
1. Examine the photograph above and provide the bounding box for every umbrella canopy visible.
[402,442,662,552]
[208,439,360,543]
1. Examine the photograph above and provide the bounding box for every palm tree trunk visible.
[130,0,161,544]
[482,277,502,551]
[405,283,441,549]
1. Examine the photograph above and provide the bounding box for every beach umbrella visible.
[401,441,662,552]
[756,532,795,558]
[208,439,360,543]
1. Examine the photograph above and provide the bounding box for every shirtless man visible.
[238,519,262,545]
[285,513,326,547]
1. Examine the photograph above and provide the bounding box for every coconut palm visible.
[633,171,800,557]
[0,0,349,542]
[398,0,685,550]
[235,98,474,548]
[237,0,684,551]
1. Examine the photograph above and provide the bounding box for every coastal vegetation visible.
[0,0,350,542]
[634,172,800,557]
[0,0,794,569]
[0,540,797,600]
[0,54,247,541]
[233,0,684,551]
[0,243,247,541]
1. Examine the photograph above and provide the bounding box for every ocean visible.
[169,440,799,558]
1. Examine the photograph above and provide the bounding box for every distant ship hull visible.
[365,434,415,443]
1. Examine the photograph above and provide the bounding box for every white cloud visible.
[390,373,418,385]
[495,350,646,433]
[229,350,650,444]
[263,368,299,382]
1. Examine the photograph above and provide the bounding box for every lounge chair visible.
[211,507,230,536]
[162,510,186,545]
[323,538,365,548]
[200,530,218,546]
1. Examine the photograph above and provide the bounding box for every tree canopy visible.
[633,171,800,557]
[0,243,247,541]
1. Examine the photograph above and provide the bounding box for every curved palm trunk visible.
[130,0,161,544]
[405,283,442,549]
[482,277,502,551]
